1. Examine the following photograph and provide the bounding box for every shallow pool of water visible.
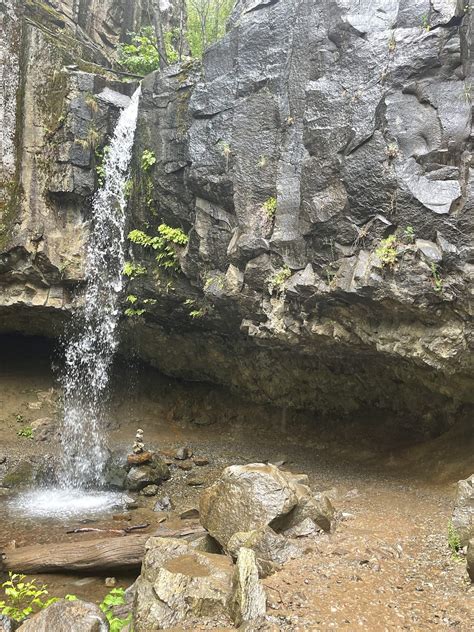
[7,487,126,520]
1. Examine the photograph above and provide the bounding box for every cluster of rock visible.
[132,462,335,630]
[452,473,474,582]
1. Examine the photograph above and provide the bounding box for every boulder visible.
[199,464,299,547]
[133,537,233,631]
[273,486,335,534]
[452,474,474,547]
[230,548,266,626]
[467,539,474,583]
[227,526,300,577]
[16,600,108,632]
[125,455,170,492]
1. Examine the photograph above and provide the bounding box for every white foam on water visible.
[8,488,126,519]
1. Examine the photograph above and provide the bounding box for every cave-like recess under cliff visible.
[0,0,473,432]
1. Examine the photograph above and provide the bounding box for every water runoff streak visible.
[9,87,141,519]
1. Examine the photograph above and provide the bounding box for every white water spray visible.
[59,87,141,489]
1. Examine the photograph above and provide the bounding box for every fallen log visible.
[1,526,206,574]
[1,534,149,573]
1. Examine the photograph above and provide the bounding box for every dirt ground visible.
[0,335,473,630]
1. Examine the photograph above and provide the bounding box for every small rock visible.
[177,460,193,471]
[283,517,316,538]
[193,456,209,466]
[187,475,205,486]
[105,577,117,587]
[123,495,138,510]
[127,451,153,465]
[230,548,266,626]
[175,447,193,460]
[141,485,159,497]
[154,496,172,512]
[0,456,6,465]
[467,539,474,582]
[452,474,474,547]
[16,599,108,632]
[180,508,200,520]
[113,513,132,521]
[125,455,170,491]
[27,401,42,410]
[0,614,17,632]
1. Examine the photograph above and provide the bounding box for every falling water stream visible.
[9,87,141,518]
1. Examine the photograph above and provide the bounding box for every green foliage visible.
[123,179,133,199]
[447,521,462,559]
[141,149,156,171]
[99,588,132,632]
[268,265,291,295]
[128,224,188,271]
[403,225,415,243]
[123,261,146,279]
[186,0,234,58]
[95,146,110,186]
[124,307,146,318]
[126,295,138,304]
[189,308,206,319]
[0,574,76,622]
[262,196,277,219]
[431,263,443,292]
[17,427,33,439]
[375,234,399,268]
[118,27,160,75]
[421,14,430,31]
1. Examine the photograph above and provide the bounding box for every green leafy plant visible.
[15,413,24,423]
[262,196,277,219]
[421,14,430,31]
[403,225,415,243]
[0,574,76,622]
[447,521,462,559]
[118,26,160,75]
[268,265,291,295]
[141,149,156,171]
[123,261,146,278]
[99,588,132,632]
[128,224,189,271]
[431,262,443,292]
[375,234,399,268]
[17,427,33,439]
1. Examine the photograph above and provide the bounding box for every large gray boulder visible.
[16,600,108,632]
[199,463,299,547]
[452,474,474,547]
[133,537,234,631]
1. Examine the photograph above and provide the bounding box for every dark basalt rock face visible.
[1,0,473,431]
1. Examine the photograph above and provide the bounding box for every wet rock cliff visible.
[1,0,473,431]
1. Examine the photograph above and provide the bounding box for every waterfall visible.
[59,87,141,489]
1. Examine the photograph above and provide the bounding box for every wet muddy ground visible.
[0,336,473,629]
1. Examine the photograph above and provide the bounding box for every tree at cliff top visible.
[186,0,234,58]
[118,0,234,74]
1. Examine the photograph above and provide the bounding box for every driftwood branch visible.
[66,523,149,535]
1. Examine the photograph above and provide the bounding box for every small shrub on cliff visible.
[141,149,156,171]
[268,265,291,295]
[375,234,399,268]
[262,196,277,219]
[128,224,188,271]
